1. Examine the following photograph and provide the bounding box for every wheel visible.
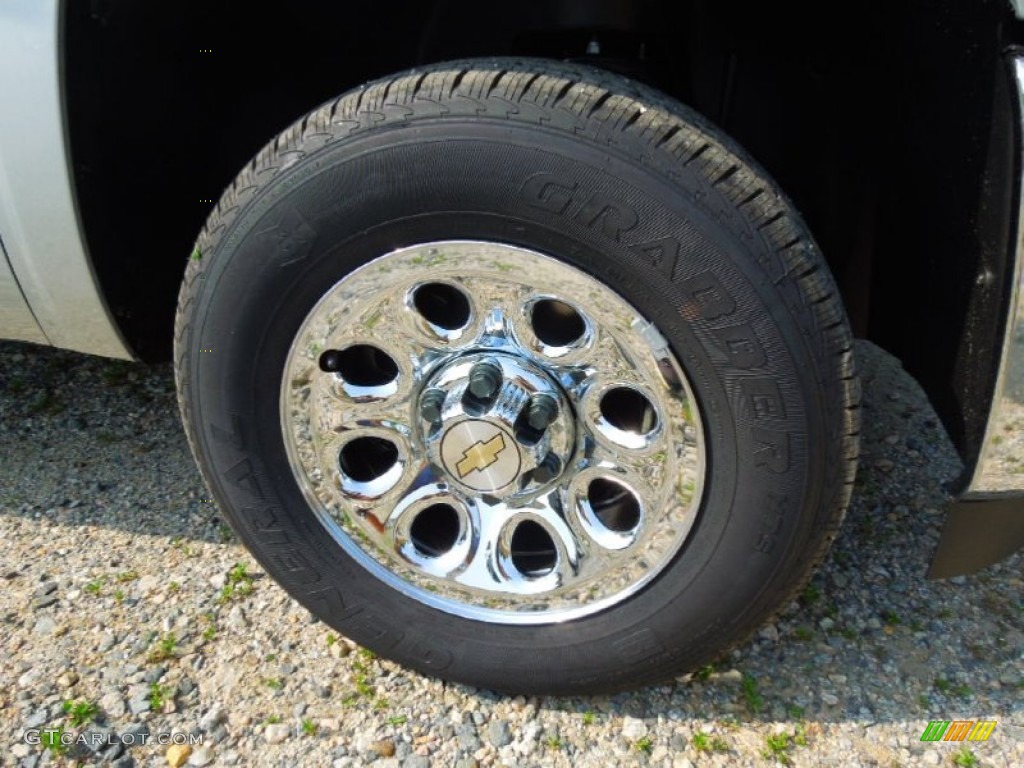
[175,58,859,694]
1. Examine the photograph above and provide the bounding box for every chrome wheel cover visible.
[281,241,706,624]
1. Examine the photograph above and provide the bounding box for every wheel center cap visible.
[440,421,521,493]
[419,352,574,499]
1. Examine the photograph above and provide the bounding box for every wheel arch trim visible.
[963,55,1024,496]
[932,54,1024,576]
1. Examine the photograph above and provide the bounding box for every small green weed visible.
[800,583,822,604]
[952,747,979,767]
[148,683,171,712]
[763,732,794,764]
[742,674,764,714]
[350,657,375,699]
[148,632,178,662]
[63,699,99,727]
[218,562,254,603]
[41,726,68,756]
[693,731,729,752]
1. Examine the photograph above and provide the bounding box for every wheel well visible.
[65,0,1020,469]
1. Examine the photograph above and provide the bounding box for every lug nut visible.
[467,361,502,400]
[420,388,446,424]
[526,394,558,431]
[318,349,343,372]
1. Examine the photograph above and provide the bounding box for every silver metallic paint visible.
[0,1,131,359]
[0,235,47,345]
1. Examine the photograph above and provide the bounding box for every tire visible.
[174,58,859,694]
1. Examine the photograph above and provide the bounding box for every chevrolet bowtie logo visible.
[456,433,507,478]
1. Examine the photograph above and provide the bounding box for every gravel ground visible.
[0,339,1021,768]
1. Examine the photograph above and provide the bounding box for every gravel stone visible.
[455,723,481,750]
[198,703,225,730]
[621,716,647,740]
[371,739,396,757]
[1,339,1022,768]
[187,746,214,766]
[24,709,47,728]
[487,720,512,747]
[263,724,290,744]
[713,669,744,685]
[32,616,56,634]
[166,744,191,767]
[127,696,150,715]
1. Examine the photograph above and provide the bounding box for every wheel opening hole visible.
[322,345,398,387]
[588,478,641,532]
[510,520,557,577]
[339,437,398,483]
[410,503,461,557]
[600,387,658,436]
[531,299,586,347]
[413,282,471,331]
